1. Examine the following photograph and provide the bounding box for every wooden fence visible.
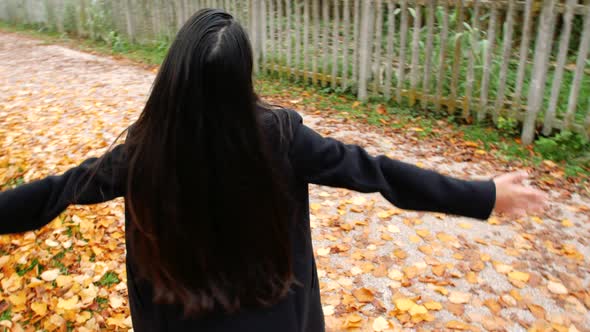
[1,0,589,144]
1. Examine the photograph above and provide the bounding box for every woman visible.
[0,9,545,332]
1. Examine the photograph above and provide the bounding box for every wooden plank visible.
[521,0,557,145]
[373,0,384,93]
[331,0,340,89]
[125,0,136,42]
[251,0,260,73]
[277,0,283,76]
[409,1,423,105]
[261,0,267,72]
[513,0,534,104]
[358,0,373,100]
[449,0,465,114]
[421,0,436,109]
[295,0,302,80]
[352,0,361,84]
[493,0,515,122]
[341,0,351,89]
[286,0,292,77]
[462,0,479,118]
[385,0,397,99]
[322,0,330,86]
[562,1,590,131]
[542,0,576,135]
[477,4,497,121]
[435,1,449,111]
[267,0,275,73]
[312,0,320,84]
[303,0,310,82]
[396,0,409,103]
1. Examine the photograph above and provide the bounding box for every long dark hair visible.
[125,9,293,316]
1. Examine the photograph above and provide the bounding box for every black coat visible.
[0,109,495,331]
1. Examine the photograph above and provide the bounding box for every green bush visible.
[535,131,590,162]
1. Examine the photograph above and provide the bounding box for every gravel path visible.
[1,32,589,332]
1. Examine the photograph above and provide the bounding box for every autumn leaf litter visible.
[1,33,589,332]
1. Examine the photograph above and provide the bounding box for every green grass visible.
[1,21,588,183]
[97,271,120,287]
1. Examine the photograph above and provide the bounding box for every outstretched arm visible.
[288,113,546,220]
[0,145,127,234]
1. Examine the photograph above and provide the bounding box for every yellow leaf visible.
[458,222,472,229]
[388,269,403,281]
[372,317,390,331]
[57,295,80,311]
[508,271,530,283]
[393,298,415,311]
[40,268,60,282]
[109,294,125,309]
[448,291,471,304]
[409,304,428,316]
[409,235,421,243]
[76,311,92,324]
[316,247,330,256]
[433,286,448,295]
[547,281,568,294]
[352,288,375,303]
[342,313,363,329]
[322,305,334,316]
[310,203,321,211]
[387,225,400,233]
[8,292,26,306]
[531,216,544,224]
[416,229,430,238]
[446,320,472,330]
[561,219,573,227]
[31,302,47,317]
[424,301,443,310]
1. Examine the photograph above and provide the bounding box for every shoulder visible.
[258,107,304,152]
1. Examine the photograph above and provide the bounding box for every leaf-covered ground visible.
[0,32,589,332]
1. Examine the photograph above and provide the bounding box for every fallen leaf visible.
[352,288,375,303]
[40,269,60,281]
[508,271,530,283]
[424,301,443,310]
[448,291,471,304]
[547,281,568,294]
[372,317,390,331]
[394,298,416,311]
[30,302,47,317]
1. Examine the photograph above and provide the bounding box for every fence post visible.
[514,0,534,105]
[477,3,497,121]
[521,0,557,145]
[250,0,261,73]
[493,0,516,122]
[341,0,351,90]
[384,0,396,100]
[409,1,422,106]
[357,0,372,101]
[543,0,576,135]
[421,0,436,109]
[434,2,449,112]
[331,0,340,89]
[449,0,465,114]
[372,0,383,94]
[562,0,590,131]
[396,0,408,103]
[125,0,136,42]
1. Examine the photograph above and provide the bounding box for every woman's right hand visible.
[493,171,547,218]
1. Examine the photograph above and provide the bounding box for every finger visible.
[509,171,529,184]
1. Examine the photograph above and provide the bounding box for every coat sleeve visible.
[0,145,127,234]
[287,113,496,220]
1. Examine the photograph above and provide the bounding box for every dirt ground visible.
[0,32,589,331]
